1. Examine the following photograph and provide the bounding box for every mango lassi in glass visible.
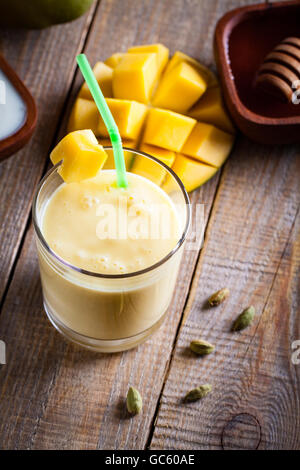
[33,140,190,352]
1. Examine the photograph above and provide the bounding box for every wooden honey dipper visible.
[255,37,300,102]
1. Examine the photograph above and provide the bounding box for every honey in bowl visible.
[228,7,300,119]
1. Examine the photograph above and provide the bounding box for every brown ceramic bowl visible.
[0,54,37,161]
[214,0,300,144]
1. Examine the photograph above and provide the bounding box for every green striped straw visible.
[76,53,128,188]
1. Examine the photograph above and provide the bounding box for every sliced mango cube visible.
[131,155,167,186]
[128,43,169,75]
[170,153,217,192]
[139,143,175,167]
[104,53,125,68]
[143,108,196,152]
[50,130,107,183]
[113,53,158,103]
[132,143,175,186]
[68,98,99,135]
[78,62,113,100]
[181,122,234,167]
[189,87,235,134]
[103,152,133,170]
[97,98,148,140]
[152,61,207,113]
[163,50,218,88]
[66,44,230,194]
[98,138,135,169]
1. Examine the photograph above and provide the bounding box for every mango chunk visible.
[139,143,175,167]
[97,98,148,140]
[181,122,234,167]
[128,43,169,75]
[152,61,207,113]
[78,62,113,100]
[50,130,107,183]
[104,53,125,69]
[113,53,158,103]
[98,138,135,169]
[66,44,229,193]
[171,153,217,192]
[68,98,99,135]
[143,108,196,152]
[131,155,167,186]
[132,142,176,186]
[163,51,218,88]
[189,87,235,134]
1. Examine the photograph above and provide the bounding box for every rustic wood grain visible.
[0,1,98,303]
[0,0,233,450]
[150,138,300,450]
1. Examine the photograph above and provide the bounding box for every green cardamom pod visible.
[208,287,230,306]
[184,384,212,402]
[232,306,255,331]
[190,340,215,355]
[126,386,142,414]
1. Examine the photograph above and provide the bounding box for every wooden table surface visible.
[0,0,299,450]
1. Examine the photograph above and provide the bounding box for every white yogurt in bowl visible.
[0,68,27,141]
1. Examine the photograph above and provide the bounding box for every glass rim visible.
[32,146,191,280]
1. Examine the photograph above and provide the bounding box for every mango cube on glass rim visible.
[127,43,169,75]
[97,98,148,140]
[50,130,107,183]
[152,61,207,113]
[78,61,113,100]
[104,52,125,68]
[67,98,99,135]
[163,50,218,88]
[170,153,218,193]
[189,86,235,134]
[181,122,234,168]
[143,108,196,152]
[113,52,158,103]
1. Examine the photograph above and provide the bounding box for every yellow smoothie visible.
[37,169,184,349]
[42,170,180,275]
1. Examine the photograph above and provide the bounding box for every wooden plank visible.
[150,137,300,450]
[0,0,234,450]
[0,2,98,303]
